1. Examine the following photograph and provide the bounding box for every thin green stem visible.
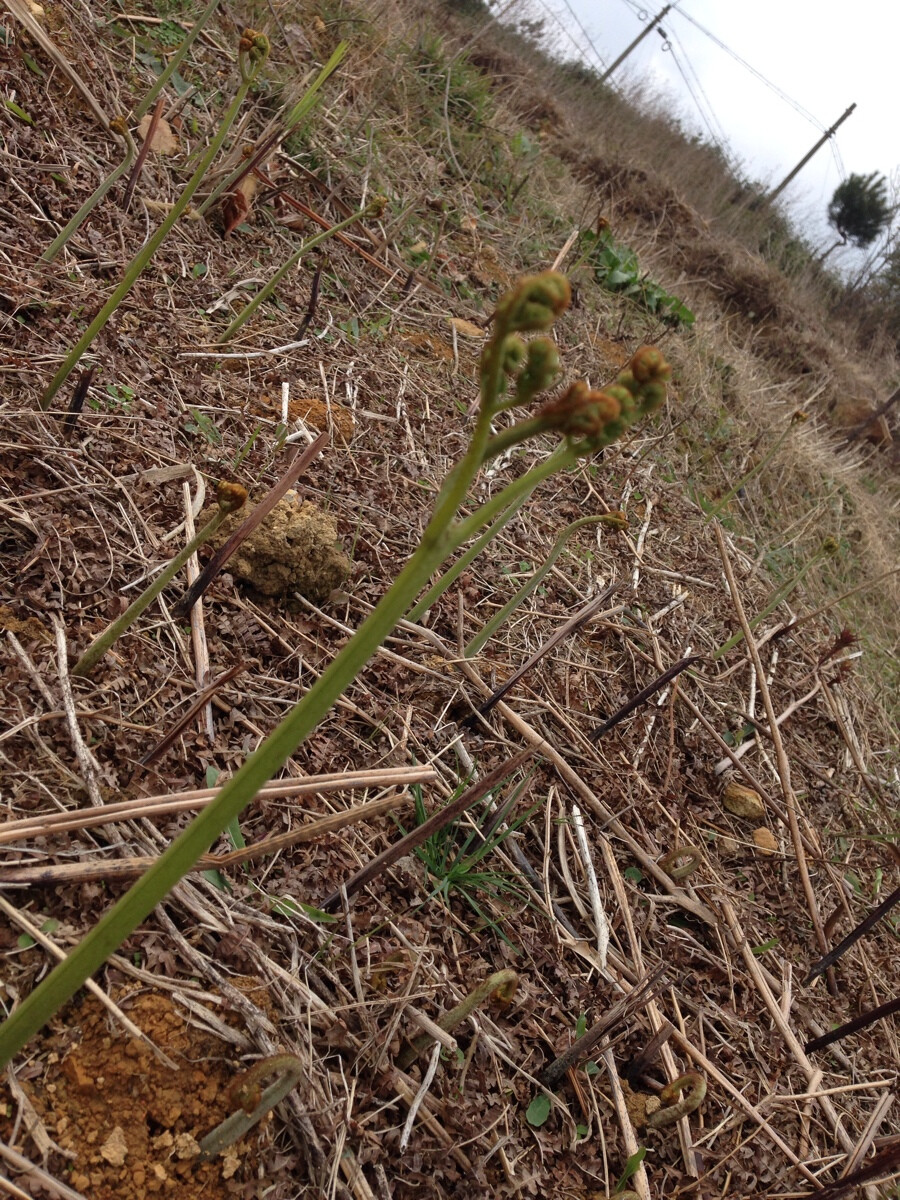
[398,970,517,1068]
[196,41,349,217]
[41,131,136,264]
[197,1055,303,1161]
[71,508,230,678]
[41,43,267,410]
[703,422,795,522]
[479,415,550,461]
[711,549,824,661]
[216,202,376,343]
[0,274,655,1070]
[465,513,614,657]
[406,492,528,624]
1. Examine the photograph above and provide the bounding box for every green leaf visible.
[201,868,231,891]
[17,918,60,949]
[623,866,643,884]
[3,98,33,125]
[614,1146,647,1193]
[191,262,208,278]
[23,53,46,78]
[526,1093,551,1127]
[226,816,246,851]
[270,896,338,923]
[575,1012,588,1038]
[751,936,779,956]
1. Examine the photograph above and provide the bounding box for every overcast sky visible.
[550,1,897,259]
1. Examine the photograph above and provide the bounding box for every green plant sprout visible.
[644,1072,707,1129]
[197,1054,304,1161]
[398,969,517,1069]
[465,511,627,658]
[406,776,538,943]
[702,409,809,521]
[71,481,247,677]
[216,197,385,342]
[40,29,272,410]
[611,1147,647,1197]
[0,272,671,1068]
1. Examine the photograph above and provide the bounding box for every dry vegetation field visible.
[0,1,898,1197]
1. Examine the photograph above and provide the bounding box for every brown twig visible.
[320,746,535,911]
[61,365,95,440]
[140,662,246,765]
[539,964,666,1090]
[122,95,164,211]
[471,581,621,720]
[0,790,420,886]
[588,654,703,742]
[807,1138,900,1198]
[296,259,325,339]
[171,431,326,619]
[714,523,834,988]
[803,885,900,984]
[804,995,900,1054]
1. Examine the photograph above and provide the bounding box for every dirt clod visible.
[213,492,351,602]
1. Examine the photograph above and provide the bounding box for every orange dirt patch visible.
[398,330,455,362]
[585,332,631,374]
[252,393,356,440]
[5,989,266,1200]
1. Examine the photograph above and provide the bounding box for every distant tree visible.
[819,172,891,262]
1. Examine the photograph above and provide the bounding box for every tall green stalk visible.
[41,123,136,264]
[0,276,672,1067]
[40,30,271,411]
[216,199,380,342]
[71,482,247,677]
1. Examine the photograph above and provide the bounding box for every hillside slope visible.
[0,2,898,1198]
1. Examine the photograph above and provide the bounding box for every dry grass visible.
[0,1,898,1198]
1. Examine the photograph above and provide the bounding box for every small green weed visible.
[182,407,222,445]
[90,383,135,412]
[407,778,535,943]
[578,226,695,327]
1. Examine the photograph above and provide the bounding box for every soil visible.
[1,989,264,1200]
[210,493,352,601]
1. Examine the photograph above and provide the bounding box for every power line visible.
[665,26,731,155]
[669,6,826,132]
[525,0,608,74]
[554,0,609,70]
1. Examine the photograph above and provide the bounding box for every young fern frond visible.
[0,272,671,1068]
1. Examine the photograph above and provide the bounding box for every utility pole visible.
[766,104,857,203]
[600,5,672,83]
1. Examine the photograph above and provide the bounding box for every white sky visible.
[551,1,898,259]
